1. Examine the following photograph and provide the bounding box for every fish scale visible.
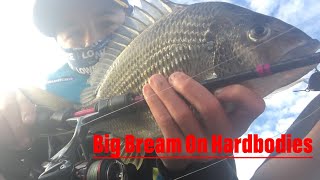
[82,1,320,139]
[18,0,319,170]
[88,4,245,137]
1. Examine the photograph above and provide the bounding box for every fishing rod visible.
[74,52,320,118]
[35,52,320,180]
[201,52,320,90]
[39,52,320,129]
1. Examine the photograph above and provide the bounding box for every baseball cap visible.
[33,0,131,37]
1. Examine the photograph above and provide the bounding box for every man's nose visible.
[83,30,98,47]
[83,21,103,47]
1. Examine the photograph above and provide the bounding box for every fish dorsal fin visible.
[81,0,183,106]
[162,0,186,11]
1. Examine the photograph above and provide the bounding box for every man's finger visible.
[143,84,183,139]
[168,72,231,136]
[214,84,265,136]
[143,84,189,170]
[148,74,205,137]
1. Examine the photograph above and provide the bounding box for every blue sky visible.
[167,0,320,179]
[168,0,320,179]
[0,0,319,179]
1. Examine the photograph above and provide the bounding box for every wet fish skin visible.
[17,1,319,170]
[85,2,320,138]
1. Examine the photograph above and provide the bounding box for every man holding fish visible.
[0,0,319,179]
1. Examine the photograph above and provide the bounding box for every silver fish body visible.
[81,1,320,138]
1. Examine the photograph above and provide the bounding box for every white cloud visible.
[275,0,305,23]
[259,130,278,139]
[235,158,266,180]
[275,117,295,133]
[246,0,279,15]
[275,0,320,25]
[234,134,272,180]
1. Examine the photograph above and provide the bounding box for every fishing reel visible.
[305,68,320,91]
[35,109,131,180]
[295,67,320,92]
[74,160,127,180]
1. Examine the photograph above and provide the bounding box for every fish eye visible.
[248,25,271,42]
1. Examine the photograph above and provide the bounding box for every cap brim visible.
[33,0,131,37]
[33,0,80,37]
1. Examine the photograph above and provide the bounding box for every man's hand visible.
[142,72,265,171]
[0,90,36,150]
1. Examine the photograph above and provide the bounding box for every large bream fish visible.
[24,1,319,139]
[78,0,320,138]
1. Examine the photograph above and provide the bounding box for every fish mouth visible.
[279,38,320,61]
[265,38,320,95]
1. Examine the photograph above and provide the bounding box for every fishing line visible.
[81,25,299,126]
[81,17,312,127]
[78,7,320,178]
[175,100,320,179]
[39,130,75,137]
[172,13,320,178]
[173,159,227,180]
